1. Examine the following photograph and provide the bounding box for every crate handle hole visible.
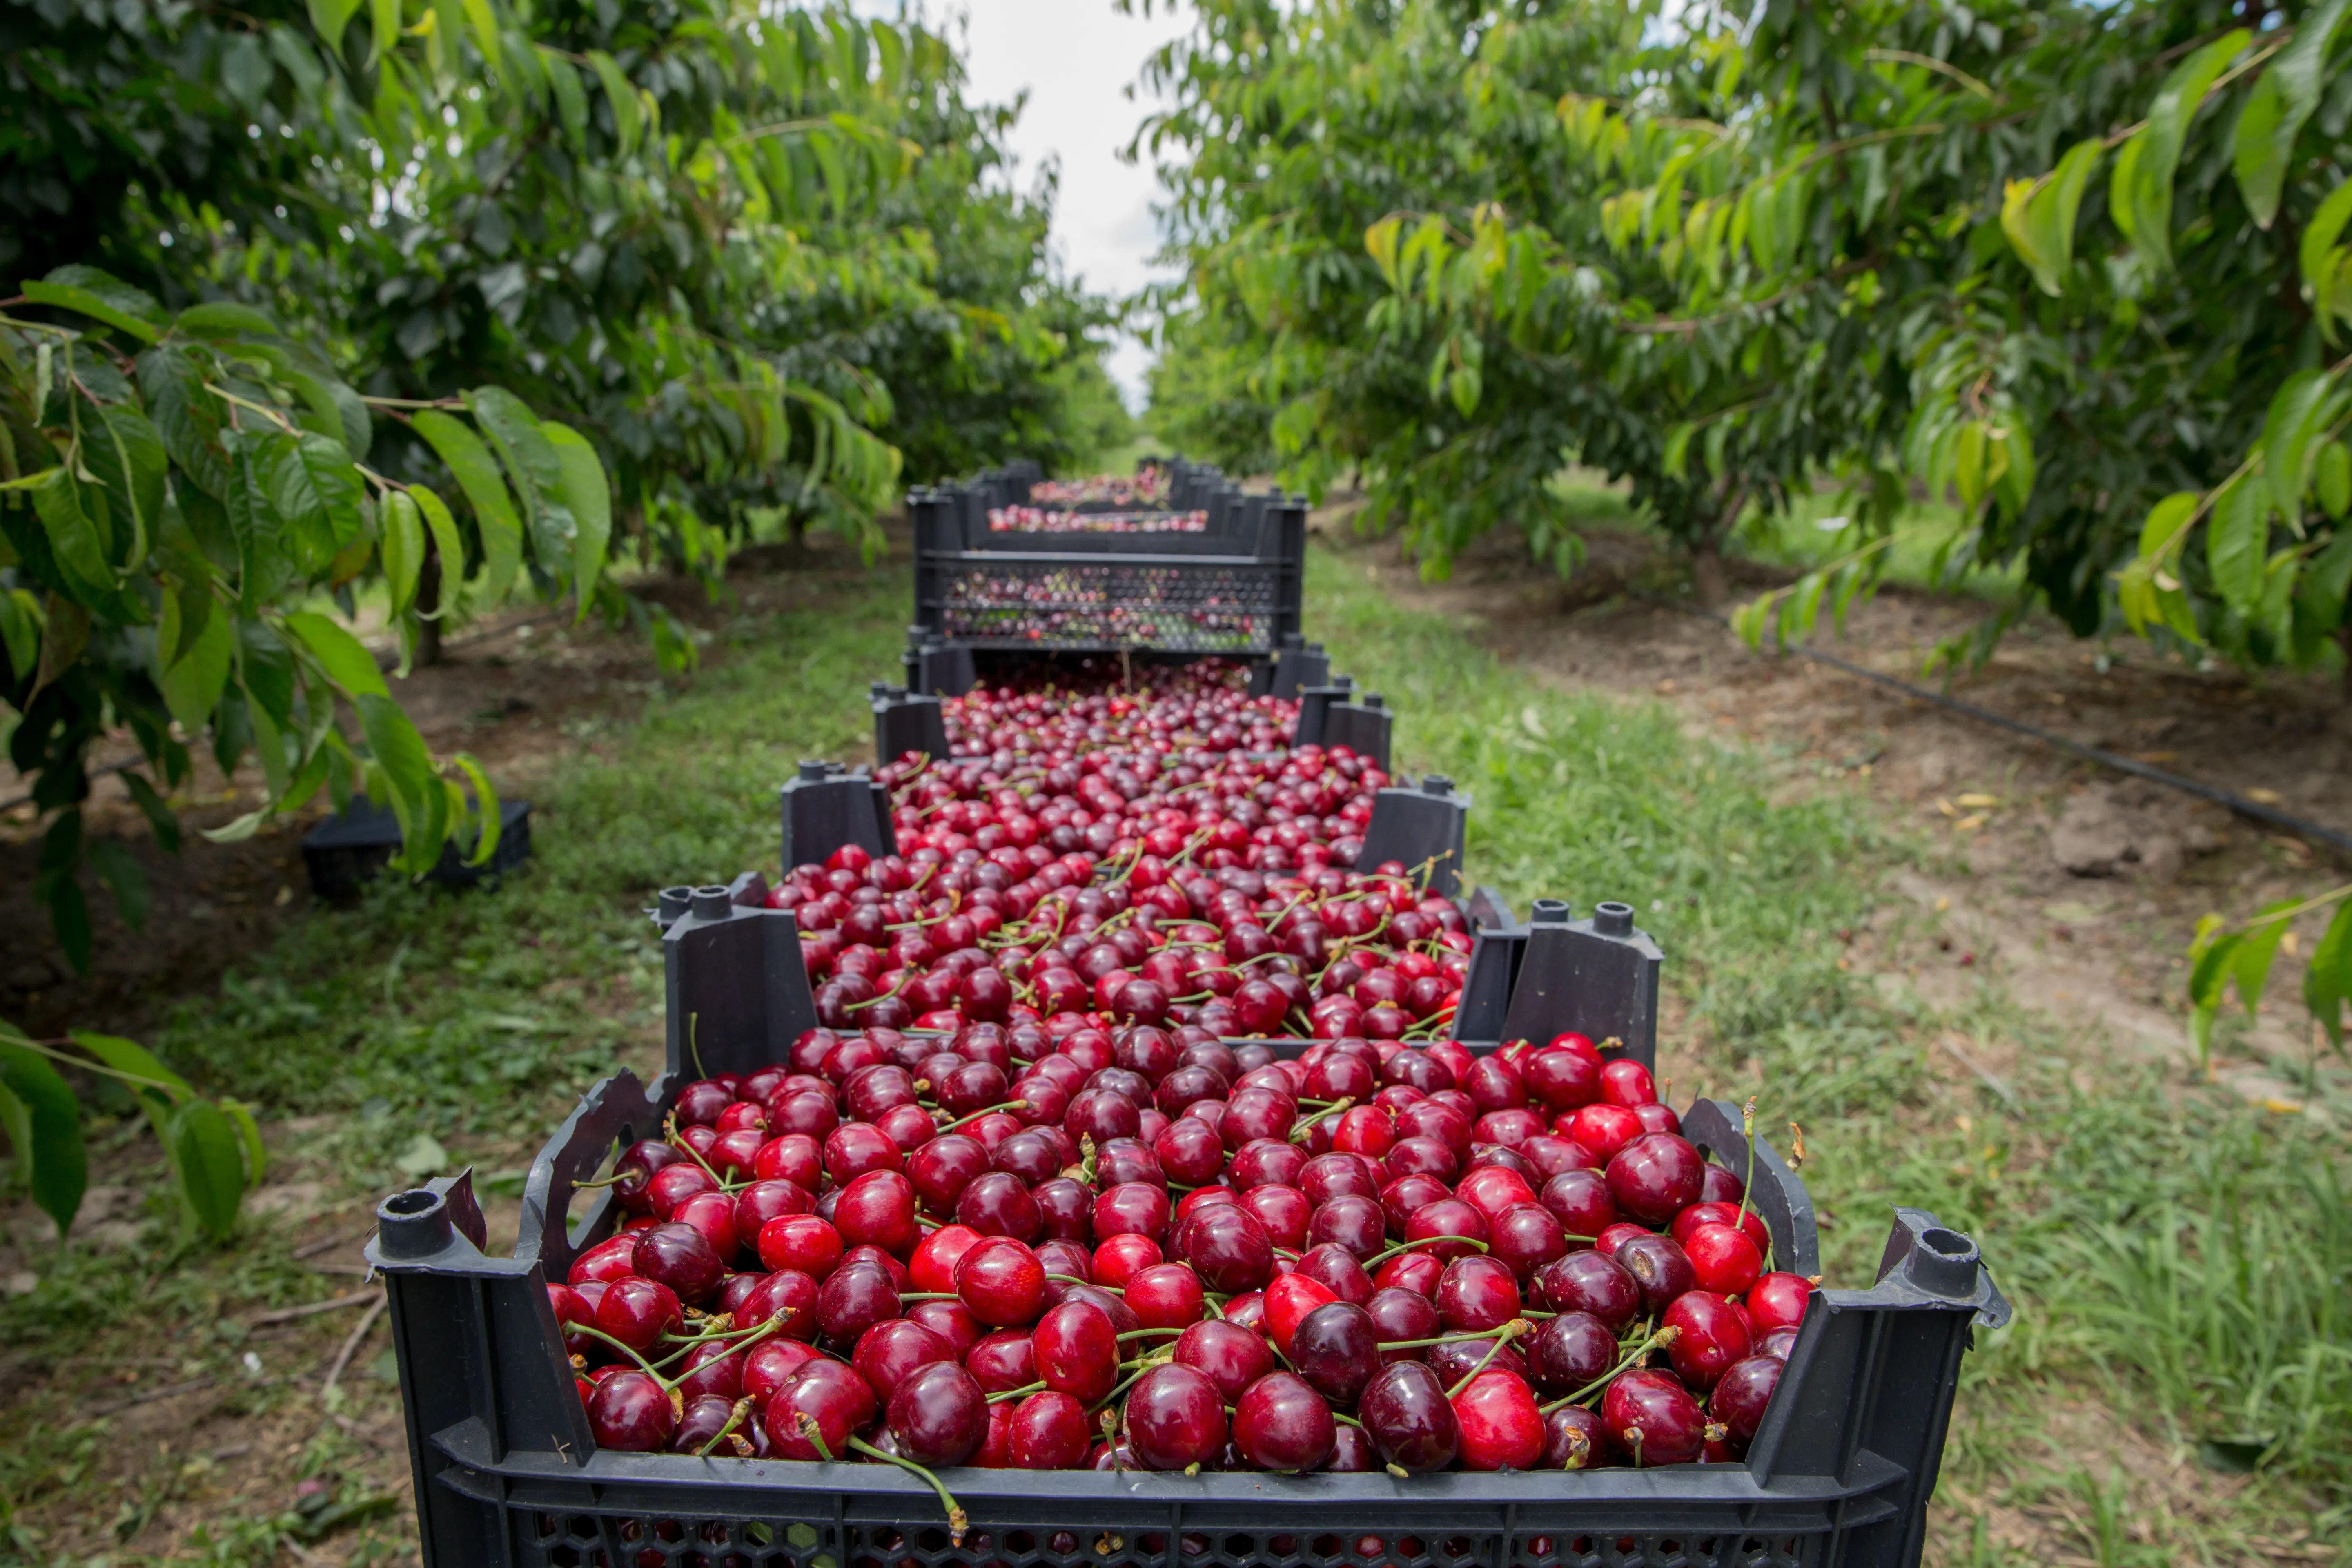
[385,1190,439,1216]
[1921,1227,1972,1258]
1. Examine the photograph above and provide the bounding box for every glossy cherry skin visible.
[594,1276,684,1354]
[1451,1369,1545,1471]
[1698,1163,1746,1206]
[909,1223,984,1294]
[1294,1242,1374,1306]
[907,1133,991,1215]
[1093,1181,1172,1244]
[1365,1286,1443,1363]
[733,1178,815,1249]
[1604,1134,1705,1225]
[611,1140,684,1216]
[1359,1360,1459,1471]
[765,1359,878,1459]
[1538,1169,1618,1246]
[675,1340,745,1403]
[548,1283,597,1357]
[815,1261,902,1349]
[567,1234,641,1288]
[1487,1203,1570,1282]
[1176,1203,1276,1293]
[1523,1047,1601,1113]
[886,1360,989,1466]
[588,1370,677,1452]
[1032,1178,1095,1243]
[1663,1291,1754,1390]
[1527,1311,1617,1397]
[1564,1103,1644,1163]
[1434,1255,1523,1333]
[1748,1271,1816,1333]
[1233,1372,1337,1473]
[1125,1263,1207,1331]
[646,1162,716,1221]
[1542,1405,1608,1470]
[1602,1368,1707,1466]
[1598,1058,1657,1109]
[1631,1102,1681,1137]
[1009,1390,1094,1469]
[1301,1152,1383,1206]
[742,1338,823,1406]
[964,1327,1038,1393]
[671,1392,748,1456]
[1758,1325,1800,1361]
[834,1169,919,1255]
[757,1214,844,1278]
[1124,1363,1230,1471]
[1671,1200,1771,1254]
[1426,1335,1528,1389]
[907,1297,983,1361]
[1454,1165,1537,1223]
[823,1122,903,1185]
[1091,1232,1164,1289]
[1290,1301,1383,1410]
[957,1170,1045,1244]
[1033,1298,1120,1403]
[1708,1354,1785,1447]
[1684,1222,1766,1297]
[1373,1248,1445,1299]
[1240,1185,1312,1253]
[1263,1271,1338,1354]
[852,1317,955,1403]
[1402,1198,1489,1262]
[1615,1233,1698,1315]
[1172,1318,1276,1402]
[1326,1420,1379,1473]
[1153,1118,1227,1185]
[956,1235,1048,1327]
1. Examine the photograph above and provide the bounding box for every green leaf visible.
[139,346,232,500]
[2009,140,2103,296]
[368,0,400,60]
[0,586,43,679]
[2261,370,2335,522]
[156,584,234,730]
[24,273,162,345]
[82,408,166,568]
[2207,476,2269,615]
[0,1034,88,1238]
[2316,441,2351,520]
[167,1099,247,1240]
[86,840,149,933]
[2140,490,2201,561]
[548,51,588,149]
[2235,0,2352,228]
[2232,906,2296,1017]
[356,690,437,819]
[282,609,389,697]
[221,1099,267,1186]
[409,483,465,615]
[172,302,283,339]
[458,0,501,69]
[2302,180,2352,343]
[466,387,574,580]
[2306,900,2352,1050]
[411,410,523,600]
[541,423,610,611]
[306,0,365,53]
[381,490,426,617]
[71,1031,194,1099]
[29,469,122,610]
[256,430,365,572]
[587,51,640,156]
[448,752,502,866]
[2122,30,2249,276]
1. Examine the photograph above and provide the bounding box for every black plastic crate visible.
[909,479,1307,658]
[301,794,533,899]
[369,1077,2003,1568]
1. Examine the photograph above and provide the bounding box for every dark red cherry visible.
[1289,1301,1382,1410]
[1602,1368,1706,1466]
[1228,1138,1307,1191]
[1434,1255,1521,1332]
[1171,1318,1275,1402]
[815,1261,901,1348]
[1372,1249,1443,1299]
[594,1276,683,1353]
[1486,1203,1568,1282]
[1542,1404,1608,1470]
[1615,1233,1697,1315]
[611,1140,684,1216]
[1598,1058,1656,1108]
[1426,1335,1528,1389]
[1684,1222,1765,1297]
[1708,1354,1785,1447]
[1176,1203,1275,1293]
[743,1337,823,1406]
[1124,1363,1230,1471]
[1523,1047,1600,1112]
[907,1297,983,1361]
[852,1317,954,1403]
[735,1269,819,1340]
[907,1134,991,1215]
[1604,1134,1704,1225]
[965,1327,1037,1393]
[1092,1181,1172,1243]
[1747,1272,1815,1333]
[1009,1389,1093,1469]
[957,1170,1044,1243]
[833,1169,918,1254]
[1698,1164,1746,1206]
[588,1370,677,1452]
[1154,1118,1227,1185]
[1301,1153,1382,1206]
[1233,1372,1337,1473]
[631,1221,724,1307]
[757,1214,843,1278]
[765,1359,878,1459]
[1033,1299,1119,1403]
[1366,1286,1442,1362]
[670,1392,748,1456]
[1239,1185,1311,1252]
[1402,1198,1488,1262]
[1527,1311,1617,1397]
[1538,1169,1617,1243]
[823,1122,903,1185]
[1294,1242,1374,1306]
[887,1360,989,1466]
[1662,1291,1753,1390]
[1632,1102,1680,1137]
[675,1340,744,1403]
[1359,1359,1460,1472]
[1031,1177,1095,1242]
[1125,1263,1206,1330]
[1450,1369,1544,1471]
[956,1235,1047,1327]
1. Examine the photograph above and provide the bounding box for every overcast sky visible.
[854,0,1197,410]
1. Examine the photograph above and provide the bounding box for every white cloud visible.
[849,0,1194,410]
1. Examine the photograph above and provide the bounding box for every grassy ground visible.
[0,549,2343,1564]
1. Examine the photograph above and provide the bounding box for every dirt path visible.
[1316,499,2352,1115]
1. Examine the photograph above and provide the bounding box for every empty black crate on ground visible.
[370,1078,2004,1568]
[301,795,533,899]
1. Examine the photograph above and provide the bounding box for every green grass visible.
[2,550,2345,1561]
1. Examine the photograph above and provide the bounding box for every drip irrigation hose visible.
[1644,594,2352,858]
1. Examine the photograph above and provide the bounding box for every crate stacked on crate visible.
[906,461,1309,675]
[371,659,2008,1568]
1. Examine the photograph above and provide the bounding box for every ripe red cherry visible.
[907,1297,982,1360]
[588,1369,677,1452]
[1373,1249,1444,1298]
[834,1169,918,1254]
[1402,1198,1488,1262]
[1125,1262,1207,1330]
[1091,1232,1163,1289]
[1671,1200,1770,1252]
[1433,1255,1522,1332]
[1289,1301,1383,1410]
[1564,1103,1644,1163]
[1708,1354,1786,1448]
[594,1276,683,1353]
[1154,1118,1227,1185]
[765,1359,878,1459]
[1239,1185,1311,1252]
[1748,1271,1816,1333]
[1093,1181,1172,1244]
[1033,1299,1120,1403]
[757,1214,843,1278]
[1604,1134,1705,1225]
[1615,1232,1698,1314]
[955,1235,1047,1327]
[815,1261,902,1348]
[907,1133,991,1215]
[852,1317,954,1403]
[1454,1164,1537,1223]
[630,1221,724,1306]
[1603,1368,1707,1466]
[1451,1369,1544,1471]
[1294,1241,1374,1306]
[1663,1291,1754,1390]
[1544,1404,1608,1470]
[1008,1389,1092,1469]
[646,1161,715,1221]
[1124,1363,1230,1471]
[965,1328,1038,1392]
[909,1223,984,1294]
[1522,1047,1600,1112]
[1233,1371,1338,1473]
[886,1360,989,1466]
[1176,1202,1275,1293]
[956,1170,1045,1243]
[1685,1222,1765,1297]
[1263,1271,1339,1356]
[1526,1310,1617,1398]
[735,1270,819,1340]
[1359,1360,1459,1471]
[1172,1318,1276,1402]
[1486,1203,1569,1281]
[1599,1058,1657,1107]
[1532,1250,1640,1331]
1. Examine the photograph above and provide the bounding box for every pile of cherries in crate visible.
[558,1026,1811,1528]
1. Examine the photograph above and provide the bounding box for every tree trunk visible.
[2339,624,2351,706]
[416,549,443,668]
[1693,540,1729,611]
